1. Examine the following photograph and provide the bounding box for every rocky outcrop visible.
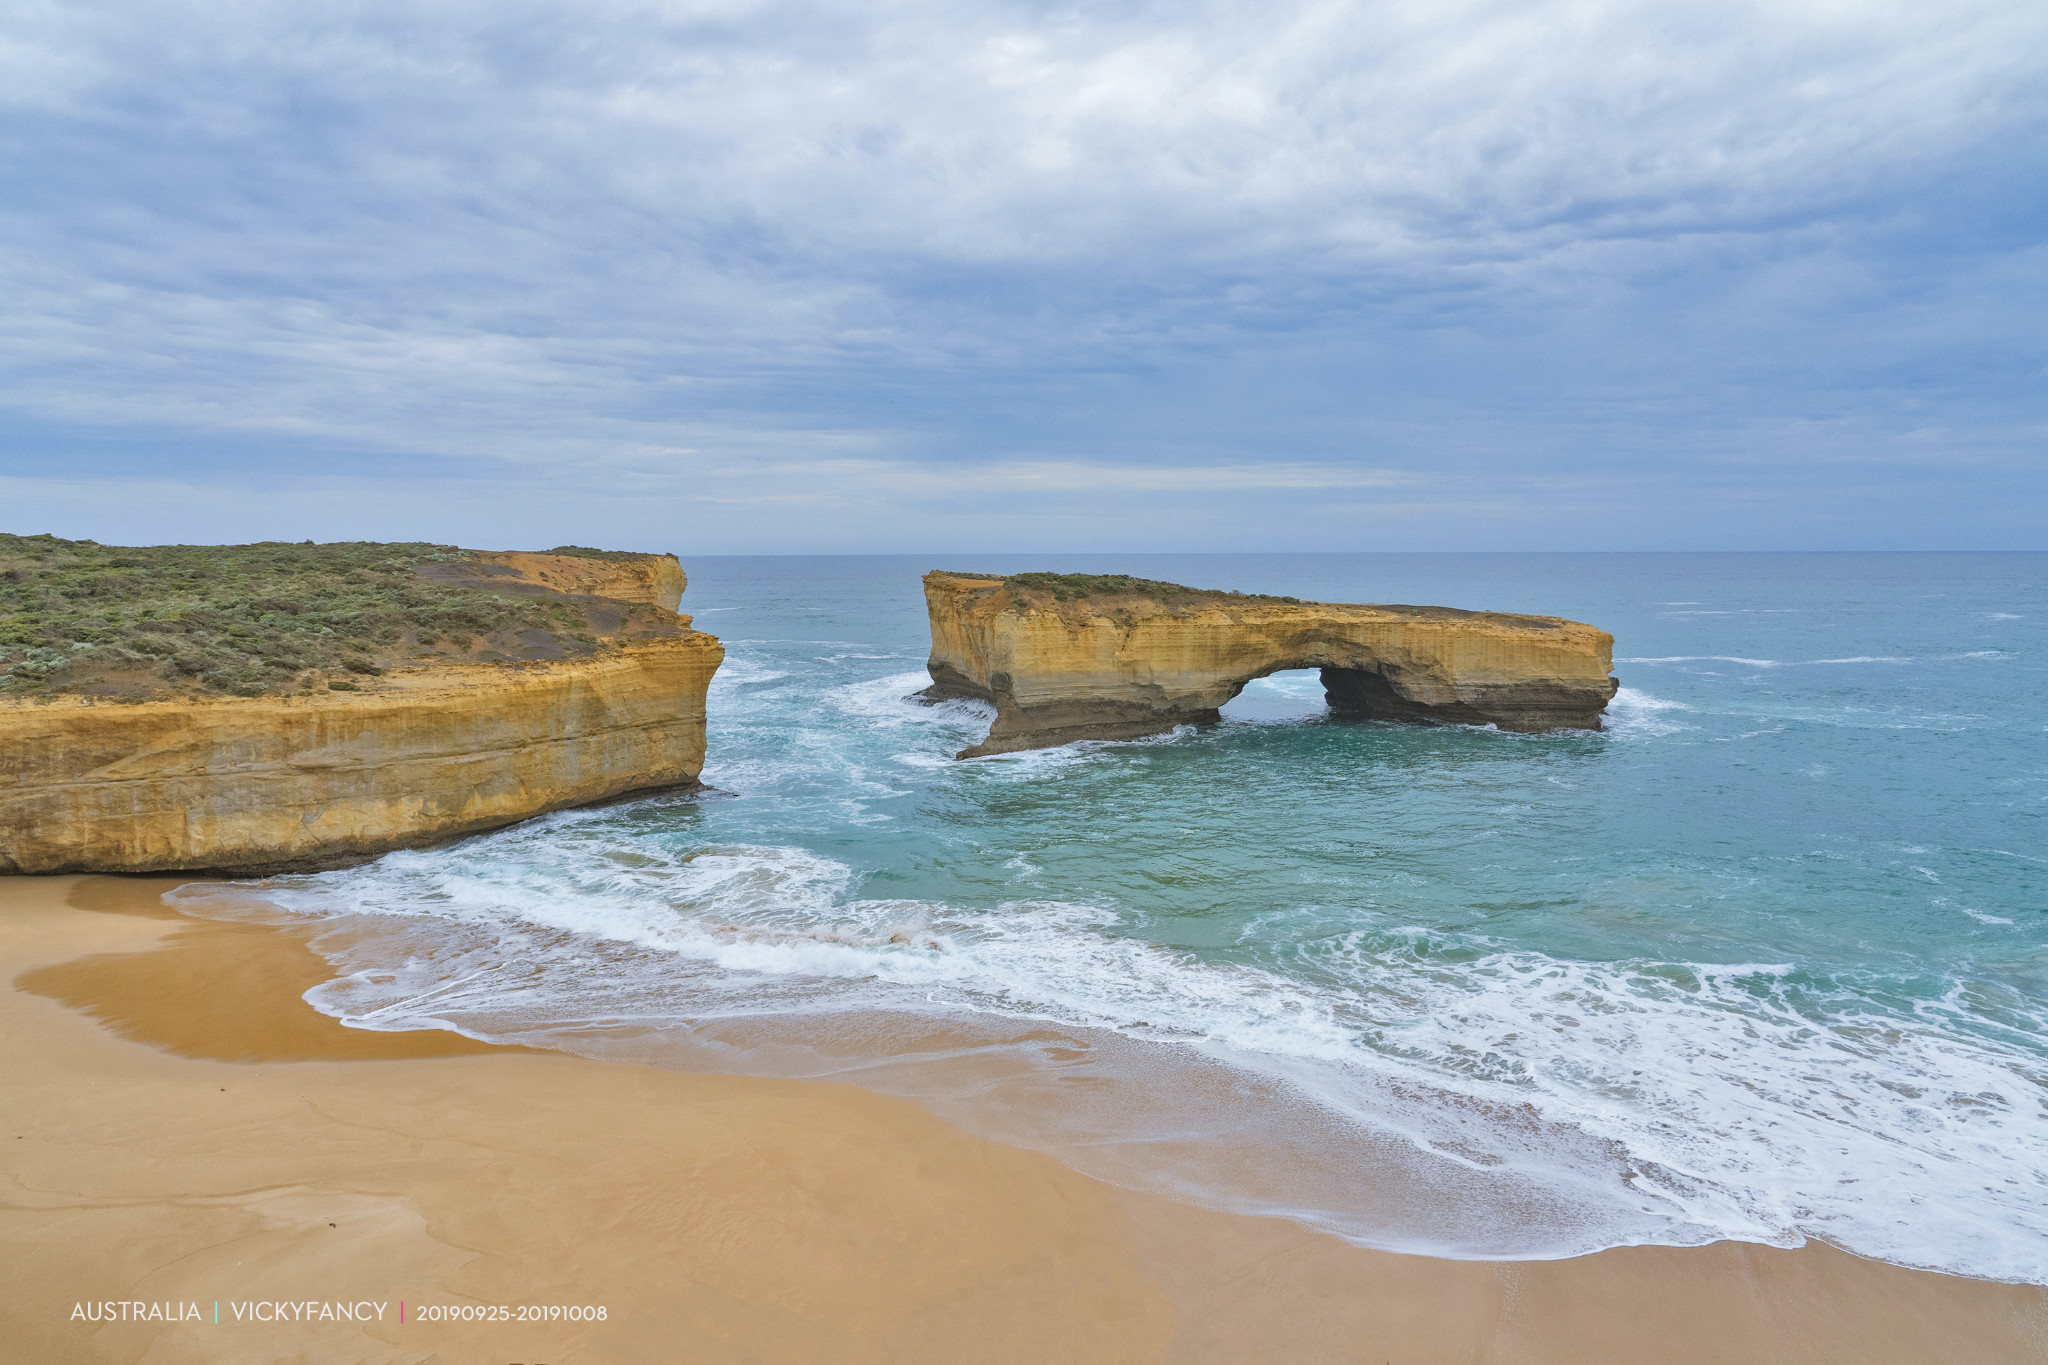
[1,554,722,876]
[416,550,687,612]
[919,572,1618,758]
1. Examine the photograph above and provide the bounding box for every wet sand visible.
[4,874,2043,1363]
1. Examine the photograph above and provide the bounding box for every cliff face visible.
[0,636,722,875]
[920,572,1618,758]
[447,551,687,613]
[1,546,722,876]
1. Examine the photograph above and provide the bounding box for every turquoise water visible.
[179,553,2048,1280]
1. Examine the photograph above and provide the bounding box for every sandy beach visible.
[4,873,2043,1364]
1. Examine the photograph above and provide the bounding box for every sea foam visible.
[174,813,2048,1283]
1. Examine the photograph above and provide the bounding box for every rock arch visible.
[918,572,1619,758]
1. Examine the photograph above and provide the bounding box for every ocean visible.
[174,553,2048,1282]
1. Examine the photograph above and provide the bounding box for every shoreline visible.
[5,874,2044,1362]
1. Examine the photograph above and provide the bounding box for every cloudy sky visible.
[3,0,2043,552]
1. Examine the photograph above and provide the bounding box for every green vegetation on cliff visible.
[0,534,664,701]
[996,572,1301,605]
[542,545,649,561]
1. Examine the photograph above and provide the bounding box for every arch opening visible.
[1219,667,1328,723]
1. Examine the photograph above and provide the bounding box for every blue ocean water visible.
[177,553,2048,1281]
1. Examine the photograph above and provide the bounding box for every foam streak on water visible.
[169,553,2048,1283]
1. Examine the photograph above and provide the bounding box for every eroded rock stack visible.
[919,571,1618,758]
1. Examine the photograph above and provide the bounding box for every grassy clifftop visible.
[980,571,1302,605]
[0,534,680,701]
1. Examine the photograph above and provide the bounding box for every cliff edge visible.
[0,539,722,875]
[918,571,1618,758]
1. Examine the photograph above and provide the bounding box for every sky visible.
[2,0,2044,553]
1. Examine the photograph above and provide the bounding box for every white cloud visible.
[0,0,2042,546]
[12,1,2037,268]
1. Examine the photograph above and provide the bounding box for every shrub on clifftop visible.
[0,534,662,701]
[997,572,1301,605]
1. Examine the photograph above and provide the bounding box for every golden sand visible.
[4,875,2043,1363]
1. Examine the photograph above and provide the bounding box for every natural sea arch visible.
[917,571,1621,757]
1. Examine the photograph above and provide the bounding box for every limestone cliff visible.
[1,547,722,875]
[419,550,687,613]
[919,571,1618,758]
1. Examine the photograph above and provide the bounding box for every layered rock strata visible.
[1,553,722,875]
[919,572,1618,758]
[414,550,687,613]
